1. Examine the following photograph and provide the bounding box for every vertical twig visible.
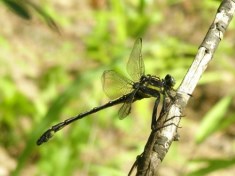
[130,0,235,175]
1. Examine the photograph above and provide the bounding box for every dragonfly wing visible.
[102,70,133,99]
[126,38,145,82]
[118,101,132,120]
[118,89,139,120]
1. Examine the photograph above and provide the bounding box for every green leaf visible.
[1,0,60,33]
[187,157,235,176]
[28,1,60,33]
[218,112,235,131]
[196,96,232,144]
[2,0,31,20]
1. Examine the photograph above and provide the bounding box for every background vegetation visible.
[0,0,235,176]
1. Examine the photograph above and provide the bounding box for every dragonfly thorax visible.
[144,75,163,88]
[137,74,175,95]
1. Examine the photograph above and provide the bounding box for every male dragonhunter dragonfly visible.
[37,38,175,145]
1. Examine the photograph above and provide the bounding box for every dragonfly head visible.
[163,74,175,89]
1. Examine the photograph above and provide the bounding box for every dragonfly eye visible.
[164,74,175,88]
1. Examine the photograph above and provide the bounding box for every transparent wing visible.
[118,89,138,120]
[126,38,145,82]
[102,70,133,99]
[118,101,132,120]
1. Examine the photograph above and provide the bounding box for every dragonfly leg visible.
[151,93,160,130]
[152,93,172,130]
[128,153,143,176]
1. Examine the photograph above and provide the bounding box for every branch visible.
[129,0,235,175]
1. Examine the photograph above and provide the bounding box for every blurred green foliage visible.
[1,0,60,32]
[187,157,235,176]
[196,96,233,144]
[0,0,235,176]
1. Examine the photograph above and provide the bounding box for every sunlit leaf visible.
[196,96,232,144]
[187,157,235,176]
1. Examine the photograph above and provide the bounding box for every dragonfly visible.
[37,38,176,145]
